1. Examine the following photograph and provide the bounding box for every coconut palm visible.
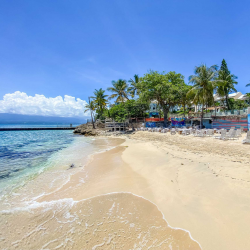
[188,64,218,128]
[128,74,140,98]
[91,88,108,118]
[178,84,192,117]
[107,79,130,103]
[84,100,96,129]
[246,82,250,87]
[216,70,238,110]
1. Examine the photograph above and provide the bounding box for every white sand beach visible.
[1,131,250,249]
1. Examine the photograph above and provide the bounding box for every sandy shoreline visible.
[1,131,250,249]
[117,131,250,250]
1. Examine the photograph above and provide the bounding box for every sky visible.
[0,0,250,117]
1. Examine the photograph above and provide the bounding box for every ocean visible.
[0,123,115,206]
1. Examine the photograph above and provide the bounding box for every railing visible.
[169,109,248,119]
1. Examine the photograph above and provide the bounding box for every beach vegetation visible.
[216,59,238,110]
[107,79,130,103]
[104,99,149,122]
[137,70,186,126]
[228,98,248,110]
[245,93,250,105]
[91,88,108,120]
[128,74,140,98]
[188,64,219,128]
[84,100,96,128]
[86,59,249,127]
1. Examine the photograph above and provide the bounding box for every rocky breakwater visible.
[73,122,105,136]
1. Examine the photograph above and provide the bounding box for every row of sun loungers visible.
[137,126,248,143]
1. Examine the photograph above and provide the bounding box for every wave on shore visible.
[1,192,201,250]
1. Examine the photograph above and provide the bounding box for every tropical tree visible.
[103,99,149,122]
[128,74,140,98]
[138,70,186,126]
[245,93,250,105]
[107,79,130,103]
[246,82,250,87]
[91,88,108,119]
[188,64,218,128]
[84,100,96,129]
[178,84,192,117]
[216,59,238,110]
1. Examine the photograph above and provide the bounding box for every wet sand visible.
[0,136,200,250]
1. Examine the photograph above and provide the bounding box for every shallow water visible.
[0,129,201,249]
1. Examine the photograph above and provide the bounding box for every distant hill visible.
[0,113,87,124]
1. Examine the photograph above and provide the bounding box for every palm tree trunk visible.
[183,104,186,118]
[226,95,230,110]
[91,111,95,129]
[200,102,204,129]
[89,97,95,129]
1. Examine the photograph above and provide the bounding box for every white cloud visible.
[0,91,90,117]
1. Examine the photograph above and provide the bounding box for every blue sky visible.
[0,0,250,117]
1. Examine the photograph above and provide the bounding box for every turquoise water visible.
[0,124,116,205]
[0,130,75,180]
[0,123,81,128]
[0,125,85,199]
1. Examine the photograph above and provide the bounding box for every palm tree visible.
[188,64,218,128]
[246,82,250,87]
[84,100,96,129]
[91,88,108,118]
[217,70,238,110]
[128,74,139,98]
[178,85,192,117]
[107,79,130,103]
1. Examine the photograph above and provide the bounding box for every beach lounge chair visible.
[182,129,191,136]
[162,128,169,133]
[235,129,241,139]
[170,128,176,135]
[206,129,214,137]
[242,131,250,144]
[223,129,236,140]
[214,129,226,139]
[194,130,205,137]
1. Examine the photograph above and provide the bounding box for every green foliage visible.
[128,74,140,98]
[84,100,96,128]
[188,64,219,127]
[91,88,108,119]
[245,93,250,104]
[188,64,218,107]
[216,59,238,109]
[138,70,186,124]
[228,99,248,110]
[107,79,130,103]
[84,101,96,113]
[87,59,245,125]
[220,59,230,75]
[104,100,149,122]
[104,104,127,122]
